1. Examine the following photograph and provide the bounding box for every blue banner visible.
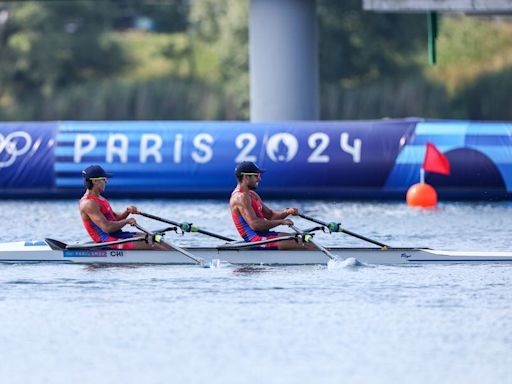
[55,120,416,196]
[0,122,57,192]
[1,119,512,199]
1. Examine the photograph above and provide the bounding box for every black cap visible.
[82,165,113,179]
[235,161,266,177]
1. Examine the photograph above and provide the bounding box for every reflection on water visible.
[232,266,271,274]
[83,263,145,272]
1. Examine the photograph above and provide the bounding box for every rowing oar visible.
[139,212,234,242]
[134,223,212,267]
[289,225,338,262]
[298,213,389,249]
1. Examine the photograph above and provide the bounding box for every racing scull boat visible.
[3,212,510,266]
[0,239,511,265]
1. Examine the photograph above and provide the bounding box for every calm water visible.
[1,199,511,384]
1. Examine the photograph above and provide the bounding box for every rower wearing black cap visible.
[229,161,314,250]
[79,165,171,250]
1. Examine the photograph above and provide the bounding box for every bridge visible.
[251,0,512,121]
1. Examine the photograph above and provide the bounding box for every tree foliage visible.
[190,0,249,119]
[2,0,507,121]
[112,0,189,32]
[0,1,126,101]
[317,0,426,86]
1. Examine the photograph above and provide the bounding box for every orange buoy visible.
[406,183,437,208]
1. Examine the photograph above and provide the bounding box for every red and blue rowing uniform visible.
[80,195,135,250]
[230,187,280,249]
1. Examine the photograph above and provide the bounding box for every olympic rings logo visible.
[0,131,32,168]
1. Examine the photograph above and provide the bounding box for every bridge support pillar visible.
[249,0,319,121]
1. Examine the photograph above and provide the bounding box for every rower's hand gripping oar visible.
[289,225,339,262]
[139,212,234,242]
[298,213,389,250]
[133,223,220,267]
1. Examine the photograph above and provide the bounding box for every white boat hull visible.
[1,240,512,265]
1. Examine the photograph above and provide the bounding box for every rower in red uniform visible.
[229,161,314,250]
[79,165,171,250]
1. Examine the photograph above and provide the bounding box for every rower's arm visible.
[82,200,134,234]
[235,193,287,231]
[261,202,297,220]
[114,205,139,220]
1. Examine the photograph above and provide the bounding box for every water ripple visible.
[1,200,512,384]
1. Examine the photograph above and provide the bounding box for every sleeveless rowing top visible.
[230,187,267,241]
[80,195,129,243]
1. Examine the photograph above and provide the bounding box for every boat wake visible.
[327,257,368,270]
[205,259,233,269]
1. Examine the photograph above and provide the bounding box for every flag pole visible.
[420,168,425,184]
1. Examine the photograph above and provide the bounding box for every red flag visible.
[423,143,450,175]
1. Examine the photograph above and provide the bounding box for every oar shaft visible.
[290,225,337,261]
[165,242,204,264]
[195,228,234,242]
[140,212,234,242]
[135,223,205,265]
[298,213,389,248]
[139,212,178,226]
[298,213,326,227]
[341,228,388,248]
[134,223,152,234]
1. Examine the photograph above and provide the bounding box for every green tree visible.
[0,1,125,102]
[111,0,189,33]
[318,0,426,85]
[190,0,249,119]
